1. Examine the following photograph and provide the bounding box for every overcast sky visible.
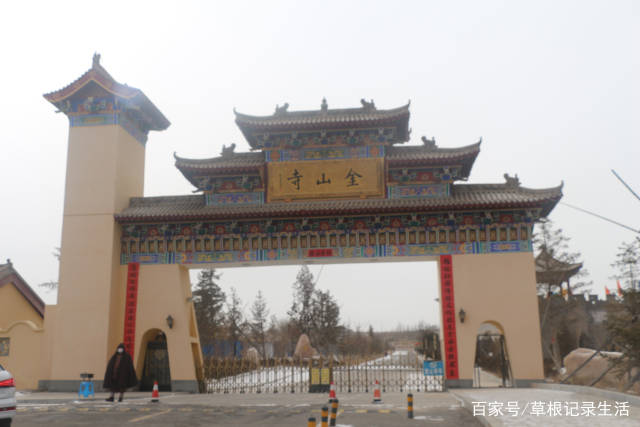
[1,1,638,330]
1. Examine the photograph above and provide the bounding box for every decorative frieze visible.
[265,145,385,162]
[252,128,396,150]
[205,191,265,206]
[387,184,450,199]
[121,239,533,266]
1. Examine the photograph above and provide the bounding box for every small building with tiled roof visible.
[0,260,47,390]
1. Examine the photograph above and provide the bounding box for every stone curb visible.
[449,390,501,427]
[531,383,640,407]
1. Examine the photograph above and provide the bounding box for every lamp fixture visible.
[458,308,466,323]
[166,315,174,329]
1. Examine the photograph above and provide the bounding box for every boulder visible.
[563,348,639,392]
[294,334,318,359]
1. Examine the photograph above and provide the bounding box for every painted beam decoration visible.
[122,240,532,265]
[118,210,535,266]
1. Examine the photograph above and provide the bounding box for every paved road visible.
[13,391,480,426]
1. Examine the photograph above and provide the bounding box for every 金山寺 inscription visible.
[267,158,384,201]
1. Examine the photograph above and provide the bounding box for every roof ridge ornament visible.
[221,143,236,157]
[360,98,376,111]
[92,52,101,68]
[321,97,328,112]
[421,136,437,150]
[274,103,289,116]
[504,173,521,188]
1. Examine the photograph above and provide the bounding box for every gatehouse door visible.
[141,333,172,391]
[473,333,513,388]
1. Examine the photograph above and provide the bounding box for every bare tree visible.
[611,237,640,291]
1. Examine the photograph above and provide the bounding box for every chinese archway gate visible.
[39,56,561,392]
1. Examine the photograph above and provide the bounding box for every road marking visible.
[178,407,193,412]
[378,409,391,414]
[118,407,132,412]
[246,409,257,413]
[99,408,110,412]
[129,409,171,423]
[76,407,89,412]
[136,407,151,412]
[356,409,367,413]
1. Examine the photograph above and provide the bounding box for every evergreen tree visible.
[606,289,640,389]
[224,287,245,357]
[288,265,316,335]
[248,291,270,358]
[310,288,340,352]
[192,269,226,352]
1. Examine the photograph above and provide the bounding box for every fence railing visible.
[201,351,445,393]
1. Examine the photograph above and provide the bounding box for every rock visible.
[245,347,260,363]
[563,348,639,392]
[294,334,318,359]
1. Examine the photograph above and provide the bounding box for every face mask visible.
[117,348,124,354]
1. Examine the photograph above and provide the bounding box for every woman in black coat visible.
[103,343,138,402]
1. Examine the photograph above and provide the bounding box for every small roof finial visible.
[321,97,328,112]
[6,258,11,265]
[92,52,101,68]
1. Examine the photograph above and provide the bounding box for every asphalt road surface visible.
[13,391,481,426]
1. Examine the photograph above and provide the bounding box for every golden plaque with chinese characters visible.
[267,158,384,202]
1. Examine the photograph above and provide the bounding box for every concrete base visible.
[39,380,104,392]
[446,378,544,389]
[171,380,199,393]
[513,379,545,388]
[38,379,199,393]
[445,379,473,388]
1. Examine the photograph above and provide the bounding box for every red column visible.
[439,255,459,379]
[123,262,140,360]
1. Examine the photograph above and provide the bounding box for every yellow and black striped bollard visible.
[321,406,329,427]
[307,416,316,427]
[329,399,339,426]
[407,393,414,419]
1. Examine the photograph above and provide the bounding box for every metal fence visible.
[201,351,445,393]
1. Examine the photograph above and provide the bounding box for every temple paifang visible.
[36,56,559,391]
[115,99,562,266]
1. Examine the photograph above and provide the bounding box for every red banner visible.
[439,255,459,379]
[123,262,140,360]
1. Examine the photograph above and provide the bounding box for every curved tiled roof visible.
[235,102,411,148]
[115,183,562,223]
[43,56,170,131]
[235,103,410,127]
[387,142,481,178]
[174,152,265,172]
[174,142,480,175]
[387,142,481,163]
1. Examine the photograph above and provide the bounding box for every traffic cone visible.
[151,381,159,403]
[372,380,382,403]
[328,381,336,400]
